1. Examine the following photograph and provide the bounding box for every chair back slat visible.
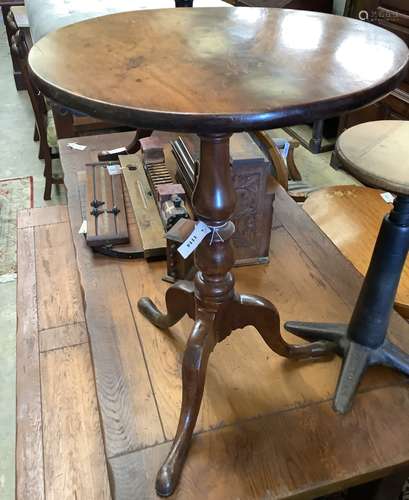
[7,11,49,146]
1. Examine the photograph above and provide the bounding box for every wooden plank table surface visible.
[16,204,111,500]
[16,130,409,499]
[303,185,409,319]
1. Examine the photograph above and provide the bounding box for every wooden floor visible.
[16,132,409,500]
[16,205,110,500]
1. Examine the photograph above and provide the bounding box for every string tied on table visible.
[208,221,232,245]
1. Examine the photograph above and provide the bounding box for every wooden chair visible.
[6,9,131,198]
[9,21,62,200]
[252,130,315,201]
[50,106,120,141]
[1,1,27,90]
[252,131,301,188]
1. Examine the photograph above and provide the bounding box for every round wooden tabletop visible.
[29,8,409,133]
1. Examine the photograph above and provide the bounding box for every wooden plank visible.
[61,145,164,458]
[80,170,143,255]
[35,222,85,331]
[120,226,403,440]
[18,205,68,228]
[109,384,409,500]
[112,173,129,239]
[41,343,111,500]
[86,166,97,238]
[97,164,112,240]
[59,132,409,498]
[16,226,44,500]
[39,322,88,352]
[85,164,128,247]
[84,261,165,457]
[120,153,166,258]
[60,131,137,154]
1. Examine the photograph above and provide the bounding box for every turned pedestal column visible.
[138,134,332,496]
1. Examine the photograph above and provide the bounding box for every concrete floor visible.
[0,16,358,500]
[0,24,65,500]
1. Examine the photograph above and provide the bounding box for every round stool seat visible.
[336,121,409,195]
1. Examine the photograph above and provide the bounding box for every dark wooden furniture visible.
[28,7,409,497]
[338,0,409,134]
[7,18,62,199]
[230,0,335,154]
[5,8,134,199]
[287,120,409,414]
[24,0,226,154]
[22,130,409,499]
[1,0,26,89]
[228,0,333,11]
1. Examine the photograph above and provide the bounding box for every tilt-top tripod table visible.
[28,7,409,496]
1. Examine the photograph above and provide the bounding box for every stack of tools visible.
[141,137,190,231]
[119,144,192,261]
[87,132,275,277]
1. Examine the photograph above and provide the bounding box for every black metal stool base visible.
[285,321,409,413]
[285,195,409,414]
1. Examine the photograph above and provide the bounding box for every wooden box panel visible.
[231,162,274,265]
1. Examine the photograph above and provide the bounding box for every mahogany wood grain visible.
[236,0,333,10]
[40,342,111,500]
[136,132,336,494]
[303,185,409,319]
[28,8,409,133]
[16,224,45,500]
[337,0,409,134]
